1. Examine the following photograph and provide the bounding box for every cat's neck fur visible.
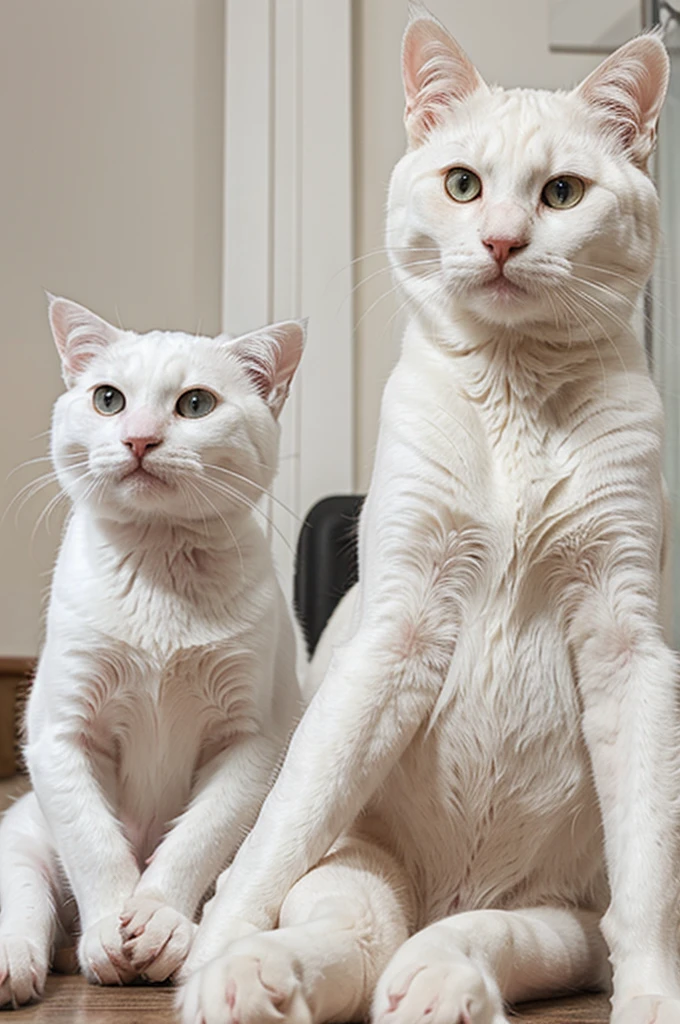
[405,303,640,410]
[81,506,256,560]
[69,505,260,605]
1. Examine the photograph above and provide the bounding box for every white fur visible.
[0,300,304,1006]
[180,12,680,1024]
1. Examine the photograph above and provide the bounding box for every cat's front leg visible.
[184,638,442,977]
[180,488,474,1006]
[571,580,680,1022]
[26,659,141,984]
[121,733,280,981]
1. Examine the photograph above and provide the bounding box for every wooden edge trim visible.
[0,658,35,777]
[0,657,37,679]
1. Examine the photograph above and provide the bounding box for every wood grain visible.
[12,975,610,1022]
[0,657,35,777]
[514,993,610,1021]
[0,678,17,778]
[17,975,177,1023]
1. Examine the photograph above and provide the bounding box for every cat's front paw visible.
[374,948,507,1024]
[177,936,313,1024]
[612,995,680,1024]
[79,913,137,985]
[0,934,48,1008]
[120,894,196,983]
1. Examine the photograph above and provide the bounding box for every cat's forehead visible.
[82,330,240,394]
[411,86,600,183]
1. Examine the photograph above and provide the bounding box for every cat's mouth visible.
[120,464,168,488]
[479,273,527,299]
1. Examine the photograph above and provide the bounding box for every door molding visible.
[222,0,354,592]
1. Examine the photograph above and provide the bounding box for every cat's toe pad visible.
[612,995,680,1024]
[79,913,137,986]
[0,934,48,1008]
[120,895,196,982]
[374,954,507,1024]
[177,937,313,1024]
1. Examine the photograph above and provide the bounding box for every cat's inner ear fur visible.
[228,319,306,419]
[402,3,487,147]
[575,34,669,168]
[48,295,121,387]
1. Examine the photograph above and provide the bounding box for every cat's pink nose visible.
[482,236,529,268]
[123,436,162,461]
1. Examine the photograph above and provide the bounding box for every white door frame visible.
[222,0,354,593]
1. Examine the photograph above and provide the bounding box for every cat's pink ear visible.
[229,319,306,419]
[48,295,121,386]
[402,3,486,147]
[575,34,669,167]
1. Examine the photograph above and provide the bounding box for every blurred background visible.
[0,0,678,670]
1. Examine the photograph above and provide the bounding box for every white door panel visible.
[223,0,353,598]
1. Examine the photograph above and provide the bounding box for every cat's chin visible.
[71,469,179,521]
[479,273,527,299]
[120,465,169,490]
[460,286,549,329]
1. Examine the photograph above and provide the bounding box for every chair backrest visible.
[294,494,364,656]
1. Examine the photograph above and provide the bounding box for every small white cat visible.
[179,9,680,1024]
[0,297,304,1006]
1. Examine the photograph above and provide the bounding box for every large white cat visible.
[0,298,304,1006]
[179,9,680,1024]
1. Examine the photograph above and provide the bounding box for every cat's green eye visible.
[93,385,125,416]
[541,175,585,210]
[176,389,217,419]
[445,167,482,203]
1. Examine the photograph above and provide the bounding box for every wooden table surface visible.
[10,976,611,1022]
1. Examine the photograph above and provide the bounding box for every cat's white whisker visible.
[183,477,246,577]
[338,257,441,314]
[202,464,303,523]
[7,455,55,478]
[552,288,610,396]
[29,489,70,547]
[565,286,634,394]
[337,244,441,275]
[351,277,412,337]
[3,471,68,527]
[199,474,296,557]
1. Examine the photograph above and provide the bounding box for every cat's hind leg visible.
[373,906,610,1024]
[179,834,414,1024]
[0,791,63,1008]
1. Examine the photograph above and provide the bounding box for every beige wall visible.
[0,0,224,656]
[353,0,602,490]
[0,0,620,655]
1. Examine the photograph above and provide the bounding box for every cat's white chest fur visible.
[371,610,602,927]
[84,638,263,860]
[344,331,660,928]
[358,350,598,913]
[33,510,293,863]
[87,654,211,857]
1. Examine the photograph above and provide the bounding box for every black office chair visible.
[294,495,364,657]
